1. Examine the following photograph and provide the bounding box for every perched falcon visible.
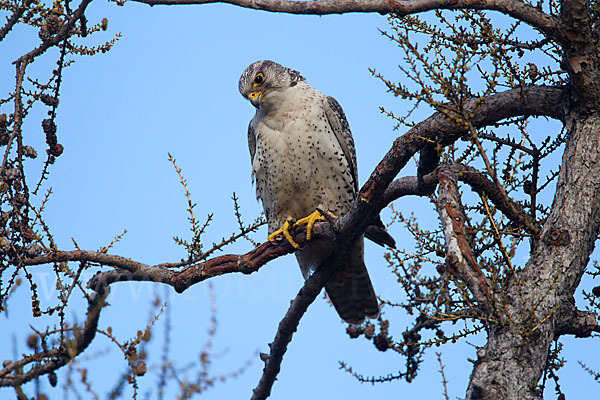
[238,60,395,324]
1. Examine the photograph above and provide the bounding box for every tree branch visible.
[130,0,562,41]
[13,0,93,65]
[0,0,35,42]
[361,86,564,205]
[435,168,493,309]
[0,288,109,386]
[23,234,305,293]
[251,257,334,400]
[381,174,438,204]
[555,303,600,338]
[383,167,541,237]
[454,164,541,237]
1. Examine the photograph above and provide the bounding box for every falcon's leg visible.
[267,210,326,248]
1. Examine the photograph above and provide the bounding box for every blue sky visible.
[1,2,599,399]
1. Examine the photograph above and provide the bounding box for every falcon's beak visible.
[248,89,265,108]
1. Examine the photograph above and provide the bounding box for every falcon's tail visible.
[295,238,379,324]
[365,216,396,249]
[324,240,379,324]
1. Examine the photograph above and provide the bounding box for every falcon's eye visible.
[253,73,264,86]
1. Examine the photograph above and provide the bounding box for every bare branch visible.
[14,221,328,291]
[381,174,438,204]
[251,257,332,400]
[22,237,296,293]
[0,60,28,176]
[454,164,541,237]
[129,0,562,41]
[0,288,109,386]
[436,168,493,309]
[0,0,35,42]
[13,0,93,65]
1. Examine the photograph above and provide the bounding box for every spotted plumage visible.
[239,60,394,324]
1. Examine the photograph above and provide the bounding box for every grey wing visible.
[324,96,396,249]
[247,122,256,164]
[323,96,359,193]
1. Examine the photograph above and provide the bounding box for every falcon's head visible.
[239,60,305,108]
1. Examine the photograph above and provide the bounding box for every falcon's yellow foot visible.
[267,210,326,249]
[295,210,326,241]
[268,217,300,249]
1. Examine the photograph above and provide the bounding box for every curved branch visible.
[22,250,156,272]
[382,167,540,238]
[381,174,438,204]
[362,86,564,205]
[24,234,305,293]
[130,0,562,41]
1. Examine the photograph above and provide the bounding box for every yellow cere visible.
[248,89,264,99]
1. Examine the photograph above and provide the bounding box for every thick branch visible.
[361,86,564,206]
[555,302,600,338]
[131,0,561,40]
[25,234,306,293]
[436,168,493,309]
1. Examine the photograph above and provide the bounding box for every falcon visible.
[238,60,395,324]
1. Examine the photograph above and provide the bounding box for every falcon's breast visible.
[250,82,356,233]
